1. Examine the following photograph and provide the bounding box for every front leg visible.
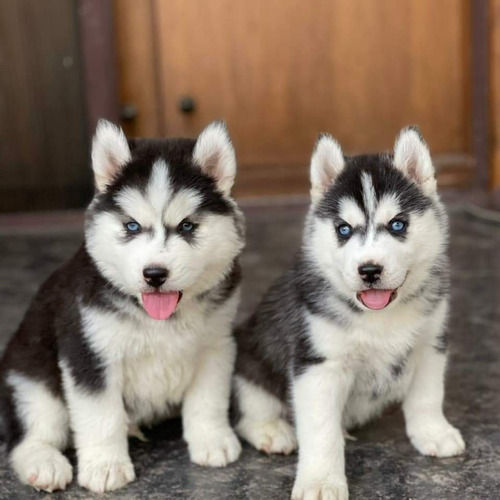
[183,336,241,467]
[291,361,353,500]
[60,362,135,493]
[403,302,465,457]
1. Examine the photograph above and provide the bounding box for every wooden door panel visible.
[114,0,161,137]
[0,0,89,211]
[115,0,472,194]
[491,0,500,192]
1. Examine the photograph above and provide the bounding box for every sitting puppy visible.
[234,127,465,499]
[0,121,244,493]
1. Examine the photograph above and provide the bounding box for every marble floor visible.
[0,198,499,499]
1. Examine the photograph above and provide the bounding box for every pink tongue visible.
[359,290,393,310]
[141,292,180,320]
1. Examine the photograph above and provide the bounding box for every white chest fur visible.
[80,301,210,425]
[121,332,202,425]
[306,302,427,428]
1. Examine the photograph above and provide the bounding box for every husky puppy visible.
[0,121,245,493]
[234,127,465,499]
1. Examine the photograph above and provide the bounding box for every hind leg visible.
[234,376,297,455]
[7,372,72,492]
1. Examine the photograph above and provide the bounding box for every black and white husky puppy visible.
[234,127,465,499]
[0,121,245,493]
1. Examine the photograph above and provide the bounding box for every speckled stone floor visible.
[0,198,499,499]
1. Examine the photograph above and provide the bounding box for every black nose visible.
[143,267,168,287]
[358,263,383,284]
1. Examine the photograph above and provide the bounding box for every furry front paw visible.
[12,444,73,492]
[292,476,349,500]
[407,420,465,457]
[237,418,297,455]
[187,428,242,467]
[78,460,135,493]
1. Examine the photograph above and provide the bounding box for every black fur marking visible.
[404,258,450,315]
[88,138,239,255]
[333,220,356,246]
[0,267,67,400]
[0,384,23,450]
[204,259,242,306]
[129,138,231,214]
[390,345,414,379]
[391,360,405,378]
[120,225,155,244]
[315,154,432,223]
[0,246,132,405]
[343,297,363,313]
[90,137,235,228]
[234,254,349,410]
[377,214,411,242]
[434,331,448,354]
[47,247,113,392]
[229,380,242,426]
[406,125,426,143]
[377,224,408,242]
[315,132,334,144]
[296,254,360,321]
[333,231,351,246]
[175,220,198,245]
[0,246,116,447]
[293,335,326,377]
[235,267,304,404]
[57,314,106,393]
[88,139,243,261]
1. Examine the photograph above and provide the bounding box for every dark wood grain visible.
[78,0,120,136]
[0,0,90,212]
[491,0,500,192]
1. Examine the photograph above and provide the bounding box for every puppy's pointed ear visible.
[91,120,131,192]
[193,121,236,195]
[393,126,437,195]
[310,134,345,204]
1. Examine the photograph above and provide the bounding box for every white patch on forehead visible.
[147,160,172,214]
[361,172,377,218]
[374,194,401,225]
[338,197,366,227]
[115,187,156,227]
[164,189,203,226]
[114,159,173,228]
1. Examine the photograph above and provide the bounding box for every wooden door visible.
[492,0,500,195]
[0,0,90,212]
[115,0,472,196]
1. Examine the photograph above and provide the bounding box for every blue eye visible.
[126,221,141,233]
[337,224,352,237]
[179,220,195,233]
[390,219,406,232]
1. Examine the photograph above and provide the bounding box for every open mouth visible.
[357,289,397,310]
[141,291,182,320]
